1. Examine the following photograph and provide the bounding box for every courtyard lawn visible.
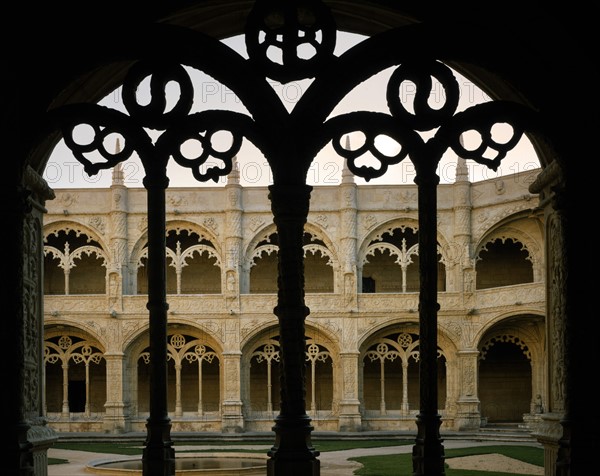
[351,445,543,476]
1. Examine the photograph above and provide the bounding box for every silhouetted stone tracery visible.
[48,1,538,475]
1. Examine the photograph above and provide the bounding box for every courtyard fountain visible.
[86,452,269,475]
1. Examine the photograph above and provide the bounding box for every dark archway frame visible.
[46,1,539,475]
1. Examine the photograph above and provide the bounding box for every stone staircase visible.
[475,422,537,442]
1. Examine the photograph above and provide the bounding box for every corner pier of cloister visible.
[42,160,545,436]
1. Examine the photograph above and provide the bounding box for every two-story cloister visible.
[43,156,545,434]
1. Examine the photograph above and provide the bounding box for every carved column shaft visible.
[267,183,320,475]
[225,184,243,298]
[412,171,445,476]
[221,352,244,433]
[109,184,129,296]
[103,353,128,433]
[455,350,480,430]
[142,173,175,476]
[8,184,35,476]
[7,167,58,475]
[340,182,358,302]
[529,162,570,475]
[338,351,361,431]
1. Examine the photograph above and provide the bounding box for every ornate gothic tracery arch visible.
[134,222,223,294]
[44,223,110,295]
[475,235,537,290]
[44,334,106,417]
[46,1,542,473]
[246,227,337,293]
[359,220,448,292]
[360,328,451,417]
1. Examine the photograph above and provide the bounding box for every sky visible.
[43,32,540,189]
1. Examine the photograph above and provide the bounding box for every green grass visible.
[351,445,543,476]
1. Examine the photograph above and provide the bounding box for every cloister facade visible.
[43,157,545,434]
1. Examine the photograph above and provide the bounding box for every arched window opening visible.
[137,333,220,416]
[44,230,107,295]
[303,232,334,293]
[363,332,445,415]
[479,338,531,423]
[249,232,279,294]
[137,229,221,294]
[476,238,533,289]
[44,335,106,416]
[362,228,446,293]
[250,338,281,415]
[249,337,333,416]
[249,232,335,293]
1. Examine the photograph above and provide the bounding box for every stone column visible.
[103,352,129,433]
[221,351,244,433]
[108,162,129,310]
[224,161,243,310]
[452,156,472,293]
[142,171,175,476]
[7,166,58,475]
[454,350,480,430]
[412,168,445,475]
[529,162,570,475]
[267,183,320,476]
[337,352,361,431]
[339,151,358,309]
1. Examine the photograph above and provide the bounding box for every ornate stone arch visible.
[44,323,106,354]
[43,219,110,253]
[358,218,419,260]
[241,322,340,358]
[43,324,107,416]
[43,221,111,291]
[241,323,339,418]
[357,218,451,292]
[243,223,278,272]
[474,312,545,365]
[358,319,458,359]
[130,220,223,294]
[474,224,541,289]
[124,322,225,417]
[165,219,222,256]
[358,321,455,415]
[131,220,222,265]
[304,221,340,271]
[475,312,546,417]
[243,222,339,271]
[475,225,541,271]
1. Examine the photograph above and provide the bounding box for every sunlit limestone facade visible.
[42,157,545,434]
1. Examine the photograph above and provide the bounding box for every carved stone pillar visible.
[337,352,361,432]
[225,173,243,310]
[412,169,445,476]
[7,166,58,475]
[102,352,129,433]
[221,351,244,433]
[108,163,129,305]
[529,162,568,475]
[339,159,358,309]
[142,172,175,476]
[454,350,480,430]
[452,157,472,293]
[267,183,320,476]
